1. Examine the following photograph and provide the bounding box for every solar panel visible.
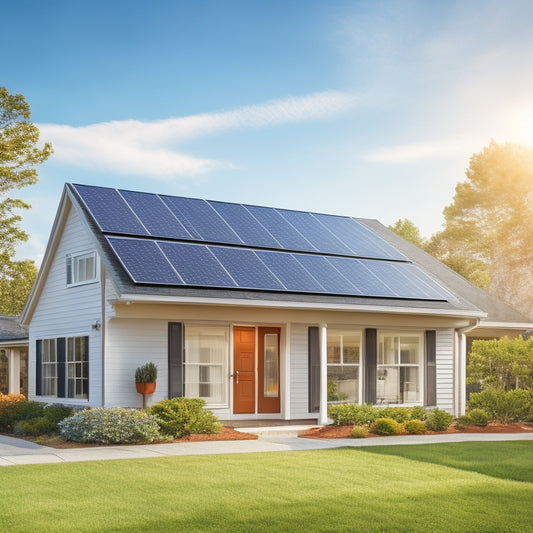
[256,251,325,292]
[276,209,352,255]
[161,196,242,244]
[120,190,192,240]
[208,201,280,248]
[158,241,237,288]
[74,184,148,235]
[106,237,182,285]
[209,246,285,291]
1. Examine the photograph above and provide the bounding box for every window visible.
[66,251,98,286]
[37,336,88,400]
[184,326,228,406]
[327,330,361,403]
[377,333,422,404]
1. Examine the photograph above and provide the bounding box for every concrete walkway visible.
[1,431,532,467]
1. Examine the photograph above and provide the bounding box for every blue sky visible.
[3,0,533,263]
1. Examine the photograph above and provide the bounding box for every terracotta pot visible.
[136,381,156,394]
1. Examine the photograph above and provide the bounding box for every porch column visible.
[8,349,20,395]
[318,323,328,425]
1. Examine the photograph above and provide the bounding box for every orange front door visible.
[258,327,281,413]
[233,326,256,413]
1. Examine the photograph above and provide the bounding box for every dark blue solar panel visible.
[245,205,317,252]
[158,241,237,288]
[256,251,325,292]
[209,246,284,290]
[74,184,148,235]
[120,190,192,240]
[106,237,182,285]
[161,196,242,244]
[294,254,360,295]
[327,257,396,297]
[277,209,352,255]
[314,214,406,260]
[208,201,280,248]
[397,263,454,300]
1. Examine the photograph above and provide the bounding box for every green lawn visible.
[1,442,532,532]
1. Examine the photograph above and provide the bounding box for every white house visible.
[19,184,533,423]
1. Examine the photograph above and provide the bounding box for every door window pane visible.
[263,333,279,398]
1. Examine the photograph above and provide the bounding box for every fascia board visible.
[476,321,533,329]
[0,339,29,347]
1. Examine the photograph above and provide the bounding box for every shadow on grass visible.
[350,441,533,483]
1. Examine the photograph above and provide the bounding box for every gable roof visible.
[0,316,28,343]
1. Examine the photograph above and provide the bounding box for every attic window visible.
[66,251,98,287]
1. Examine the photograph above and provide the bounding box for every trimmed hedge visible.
[468,389,533,423]
[59,408,162,444]
[148,398,222,438]
[403,419,427,434]
[370,418,401,436]
[328,404,429,426]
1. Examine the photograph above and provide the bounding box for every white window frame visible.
[327,329,362,405]
[42,338,57,397]
[377,331,424,405]
[66,250,99,287]
[66,336,89,399]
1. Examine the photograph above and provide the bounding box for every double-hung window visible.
[42,339,57,396]
[67,337,89,399]
[66,251,98,286]
[327,330,361,403]
[377,333,422,404]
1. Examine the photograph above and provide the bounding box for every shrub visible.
[13,404,75,436]
[408,406,428,421]
[351,425,369,438]
[148,398,222,438]
[377,407,411,423]
[0,400,45,431]
[135,362,158,383]
[466,408,489,426]
[328,404,377,426]
[43,404,74,426]
[403,419,427,434]
[426,409,453,431]
[0,393,25,414]
[370,418,401,436]
[468,389,532,423]
[59,408,162,444]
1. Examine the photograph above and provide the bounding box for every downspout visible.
[455,319,480,417]
[101,264,106,407]
[319,323,328,425]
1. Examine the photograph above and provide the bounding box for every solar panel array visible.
[73,184,452,301]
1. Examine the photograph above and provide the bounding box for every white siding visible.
[28,206,103,406]
[289,323,315,419]
[105,318,168,407]
[436,329,454,413]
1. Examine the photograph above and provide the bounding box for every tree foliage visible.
[388,218,427,249]
[427,141,533,310]
[467,337,533,391]
[0,87,52,315]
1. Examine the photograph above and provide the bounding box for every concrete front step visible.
[234,425,320,439]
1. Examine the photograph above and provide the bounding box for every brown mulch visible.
[300,422,533,440]
[26,427,258,449]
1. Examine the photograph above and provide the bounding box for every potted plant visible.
[135,362,158,395]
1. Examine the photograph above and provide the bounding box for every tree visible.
[427,141,533,313]
[0,88,52,315]
[388,219,427,249]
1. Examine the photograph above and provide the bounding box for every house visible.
[0,316,28,396]
[19,184,533,423]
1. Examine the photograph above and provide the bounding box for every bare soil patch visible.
[300,422,533,440]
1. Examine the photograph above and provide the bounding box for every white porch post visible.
[282,322,291,420]
[8,349,20,395]
[318,323,328,425]
[458,333,467,416]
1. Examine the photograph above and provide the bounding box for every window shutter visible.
[308,326,320,413]
[168,322,184,398]
[66,256,72,285]
[36,340,43,396]
[83,336,89,399]
[57,338,66,398]
[364,329,377,404]
[425,330,437,406]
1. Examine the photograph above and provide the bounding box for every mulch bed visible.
[300,422,533,440]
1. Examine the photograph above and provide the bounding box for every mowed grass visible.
[1,442,532,532]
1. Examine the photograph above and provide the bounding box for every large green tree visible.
[0,87,52,315]
[388,218,427,249]
[428,141,533,314]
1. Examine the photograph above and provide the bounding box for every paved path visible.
[1,432,532,467]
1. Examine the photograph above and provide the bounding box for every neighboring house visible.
[19,184,533,422]
[0,316,28,396]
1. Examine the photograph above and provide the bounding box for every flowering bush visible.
[0,393,26,414]
[59,408,162,444]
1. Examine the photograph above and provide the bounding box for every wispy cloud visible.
[39,91,358,179]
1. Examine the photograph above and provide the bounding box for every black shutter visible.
[83,336,89,399]
[57,338,66,398]
[308,327,320,413]
[425,330,437,406]
[36,340,42,396]
[168,322,184,398]
[364,329,377,404]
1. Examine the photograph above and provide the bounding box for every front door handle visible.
[234,370,239,384]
